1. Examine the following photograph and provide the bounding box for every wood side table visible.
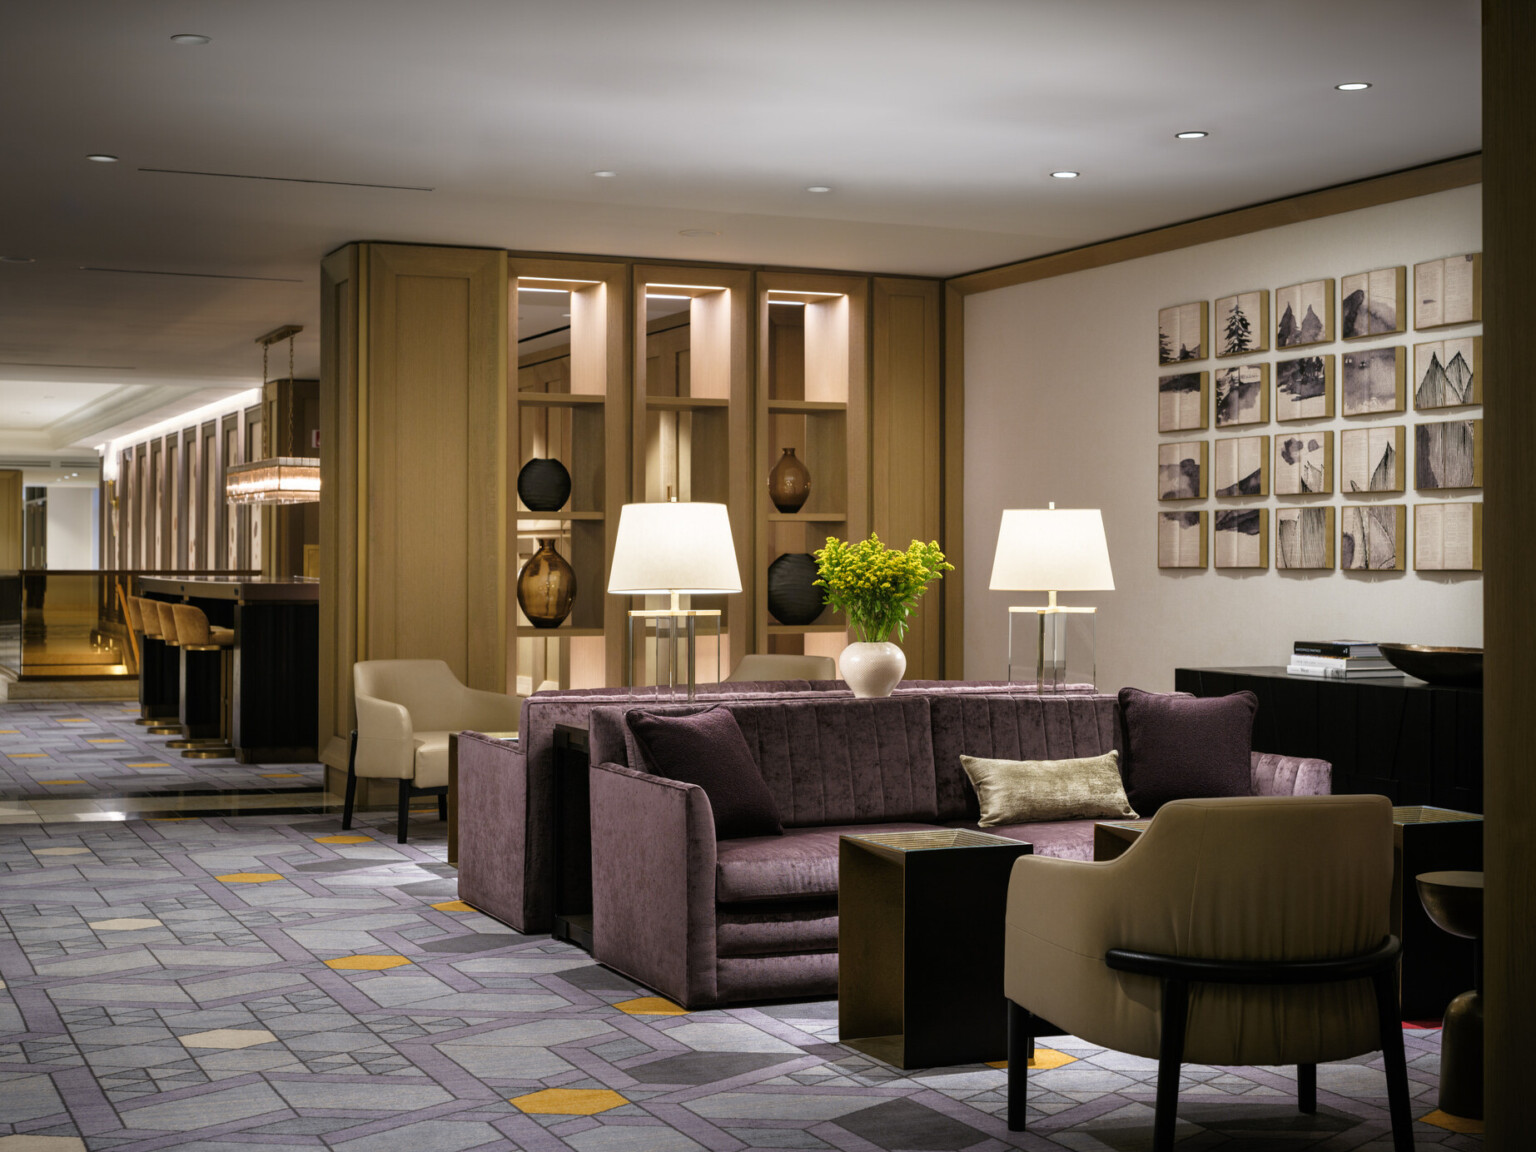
[1091,804,1483,1019]
[839,828,1032,1069]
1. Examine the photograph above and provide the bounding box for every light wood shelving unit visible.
[509,258,628,693]
[755,272,869,667]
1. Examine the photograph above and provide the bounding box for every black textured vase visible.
[517,458,572,512]
[767,553,824,626]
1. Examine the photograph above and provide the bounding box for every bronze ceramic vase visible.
[517,538,577,628]
[768,447,810,512]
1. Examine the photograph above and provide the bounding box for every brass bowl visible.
[1377,643,1483,688]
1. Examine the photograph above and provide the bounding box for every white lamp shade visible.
[988,508,1115,592]
[608,501,742,594]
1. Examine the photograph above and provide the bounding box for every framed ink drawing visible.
[1215,290,1269,357]
[1276,507,1334,570]
[1214,364,1269,427]
[1341,267,1406,339]
[1414,503,1483,571]
[1158,440,1207,500]
[1158,371,1208,432]
[1275,354,1334,421]
[1414,254,1482,329]
[1214,435,1269,497]
[1340,426,1405,494]
[1415,419,1483,490]
[1414,337,1481,409]
[1341,504,1406,571]
[1158,301,1208,364]
[1158,511,1207,569]
[1274,430,1332,495]
[1275,279,1334,348]
[1341,347,1405,416]
[1214,508,1268,569]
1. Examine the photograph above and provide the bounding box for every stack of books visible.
[1287,641,1403,679]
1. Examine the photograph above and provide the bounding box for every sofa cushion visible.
[715,822,936,904]
[1118,687,1257,816]
[626,706,783,839]
[717,902,839,956]
[930,694,1121,822]
[961,750,1136,826]
[942,818,1099,862]
[412,732,452,789]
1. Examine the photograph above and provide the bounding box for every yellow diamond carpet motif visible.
[1419,1109,1483,1133]
[431,900,474,912]
[215,873,283,883]
[614,997,687,1016]
[39,780,84,786]
[986,1048,1077,1071]
[313,835,373,844]
[510,1088,627,1115]
[324,955,411,970]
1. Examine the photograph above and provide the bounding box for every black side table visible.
[839,828,1032,1068]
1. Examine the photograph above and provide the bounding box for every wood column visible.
[1481,0,1535,1143]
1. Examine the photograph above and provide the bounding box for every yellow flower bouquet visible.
[813,534,953,644]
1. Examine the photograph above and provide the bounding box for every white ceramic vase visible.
[840,641,907,698]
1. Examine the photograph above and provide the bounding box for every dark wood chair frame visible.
[1007,935,1413,1152]
[343,729,449,845]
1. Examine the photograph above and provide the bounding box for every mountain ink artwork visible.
[1158,510,1206,568]
[1158,440,1207,500]
[1158,371,1208,432]
[1275,355,1333,421]
[1276,506,1333,570]
[1340,426,1404,494]
[1414,337,1480,409]
[1275,279,1333,349]
[1341,347,1405,416]
[1215,435,1268,497]
[1214,507,1267,568]
[1274,432,1330,495]
[1158,301,1207,365]
[1340,267,1405,340]
[1214,364,1268,427]
[1415,419,1482,490]
[1341,504,1404,571]
[1215,290,1268,357]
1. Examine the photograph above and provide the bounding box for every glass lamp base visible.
[1007,606,1097,692]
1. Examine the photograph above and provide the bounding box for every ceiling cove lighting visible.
[679,229,719,238]
[592,170,617,178]
[1050,170,1080,179]
[1336,82,1372,91]
[805,185,832,193]
[169,33,211,44]
[225,325,321,506]
[1175,131,1209,139]
[86,154,119,163]
[0,256,35,264]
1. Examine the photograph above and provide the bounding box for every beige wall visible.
[962,184,1483,690]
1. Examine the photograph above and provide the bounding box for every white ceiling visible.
[0,0,1480,456]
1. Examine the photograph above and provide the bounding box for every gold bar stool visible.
[171,603,236,760]
[122,595,159,727]
[154,602,198,750]
[134,597,181,736]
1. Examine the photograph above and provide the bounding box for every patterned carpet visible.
[0,701,326,800]
[0,808,1482,1151]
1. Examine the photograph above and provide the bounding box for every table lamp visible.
[608,500,742,699]
[988,504,1115,690]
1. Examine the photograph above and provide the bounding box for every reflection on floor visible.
[0,699,326,808]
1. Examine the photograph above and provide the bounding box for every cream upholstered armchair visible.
[1004,795,1412,1152]
[348,660,522,842]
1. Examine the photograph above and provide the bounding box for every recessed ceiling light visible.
[0,255,35,263]
[169,33,211,45]
[1336,82,1372,91]
[678,229,719,238]
[591,170,617,178]
[86,154,119,163]
[805,185,831,193]
[1175,131,1208,139]
[1050,171,1080,179]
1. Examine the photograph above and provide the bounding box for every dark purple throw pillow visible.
[1117,687,1257,816]
[626,706,783,839]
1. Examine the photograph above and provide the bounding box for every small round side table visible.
[1415,870,1483,1120]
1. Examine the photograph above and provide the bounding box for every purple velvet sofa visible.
[585,692,1330,1009]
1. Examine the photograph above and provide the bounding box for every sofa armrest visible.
[590,760,719,1008]
[455,732,535,932]
[354,693,415,779]
[1250,751,1332,797]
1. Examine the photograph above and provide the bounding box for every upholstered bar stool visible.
[133,596,181,735]
[172,603,236,759]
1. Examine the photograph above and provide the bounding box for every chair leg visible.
[1297,1063,1317,1113]
[397,780,411,845]
[1006,999,1031,1132]
[1373,969,1416,1152]
[437,791,448,821]
[1153,978,1189,1152]
[342,731,358,830]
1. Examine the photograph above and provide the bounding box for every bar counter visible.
[140,577,319,763]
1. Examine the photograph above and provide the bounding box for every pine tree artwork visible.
[1215,290,1268,358]
[1158,301,1207,365]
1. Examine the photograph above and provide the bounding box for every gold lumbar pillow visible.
[960,751,1139,826]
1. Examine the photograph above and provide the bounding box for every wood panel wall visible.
[871,278,946,679]
[1482,0,1533,1142]
[0,470,21,570]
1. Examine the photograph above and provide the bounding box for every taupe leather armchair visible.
[349,659,522,842]
[1004,794,1412,1151]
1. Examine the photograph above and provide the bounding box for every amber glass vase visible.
[516,538,577,628]
[768,447,811,512]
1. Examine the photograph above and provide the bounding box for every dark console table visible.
[1175,666,1482,814]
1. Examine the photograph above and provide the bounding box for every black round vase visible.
[517,458,572,512]
[767,553,824,626]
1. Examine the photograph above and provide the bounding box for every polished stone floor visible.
[0,699,1482,1150]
